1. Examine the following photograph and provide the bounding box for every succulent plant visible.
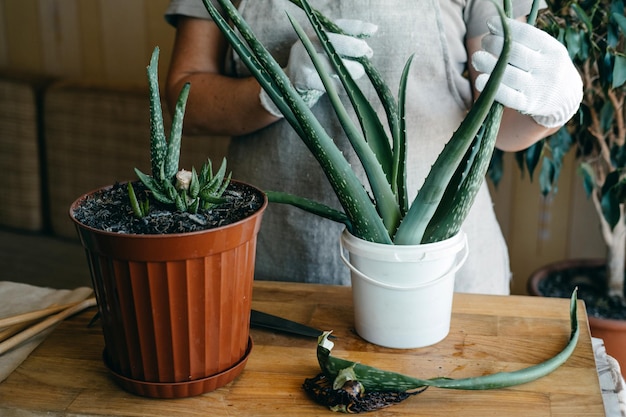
[128,47,231,218]
[202,0,518,246]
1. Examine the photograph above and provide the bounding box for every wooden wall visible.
[0,0,606,294]
[490,152,605,295]
[0,0,174,84]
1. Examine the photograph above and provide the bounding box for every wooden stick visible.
[0,320,39,344]
[0,297,97,356]
[0,298,91,328]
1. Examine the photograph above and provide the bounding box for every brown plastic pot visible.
[528,259,626,377]
[69,181,267,398]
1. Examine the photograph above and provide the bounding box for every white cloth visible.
[0,281,93,382]
[593,337,626,417]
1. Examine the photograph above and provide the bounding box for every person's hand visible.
[471,16,583,128]
[260,19,378,118]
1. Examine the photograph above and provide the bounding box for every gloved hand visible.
[471,16,583,128]
[260,19,378,118]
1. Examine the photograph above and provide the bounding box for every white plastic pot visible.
[340,229,468,349]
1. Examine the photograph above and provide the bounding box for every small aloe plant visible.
[128,47,231,218]
[202,0,516,245]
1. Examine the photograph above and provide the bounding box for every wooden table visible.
[0,281,605,416]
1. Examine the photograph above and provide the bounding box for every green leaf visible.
[571,3,593,34]
[175,192,186,212]
[147,47,167,180]
[189,167,200,199]
[127,182,145,218]
[601,171,622,228]
[612,11,626,35]
[267,191,351,227]
[612,55,626,89]
[316,289,579,391]
[198,190,228,205]
[289,11,400,234]
[564,27,582,60]
[487,149,504,188]
[134,168,173,204]
[394,4,512,244]
[164,82,190,180]
[578,162,596,198]
[206,0,391,243]
[524,140,545,180]
[395,55,413,215]
[539,157,557,195]
[423,103,503,243]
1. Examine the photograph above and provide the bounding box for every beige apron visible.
[225,0,510,294]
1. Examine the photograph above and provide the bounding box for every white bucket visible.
[340,229,468,349]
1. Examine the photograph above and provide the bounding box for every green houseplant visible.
[200,0,534,349]
[69,47,267,398]
[193,0,581,408]
[493,0,626,371]
[203,0,513,247]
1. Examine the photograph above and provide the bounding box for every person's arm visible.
[166,17,280,136]
[466,25,559,152]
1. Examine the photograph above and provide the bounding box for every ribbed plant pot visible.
[69,181,267,398]
[527,259,626,377]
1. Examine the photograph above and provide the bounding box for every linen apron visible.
[224,0,510,294]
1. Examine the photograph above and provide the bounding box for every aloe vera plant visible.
[202,0,514,245]
[128,47,231,218]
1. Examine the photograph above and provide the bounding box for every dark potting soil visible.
[72,181,264,235]
[537,264,626,320]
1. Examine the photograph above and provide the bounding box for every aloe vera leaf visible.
[289,10,400,234]
[285,0,341,35]
[422,103,504,243]
[298,11,394,180]
[164,82,190,180]
[351,56,411,216]
[414,0,519,243]
[147,47,167,180]
[127,182,145,218]
[267,191,351,227]
[527,0,541,25]
[289,0,400,184]
[395,56,413,215]
[217,171,232,197]
[134,168,173,205]
[317,289,579,392]
[188,167,199,199]
[393,4,512,245]
[206,0,391,243]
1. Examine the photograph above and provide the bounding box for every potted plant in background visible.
[202,0,520,349]
[488,0,626,372]
[69,47,267,398]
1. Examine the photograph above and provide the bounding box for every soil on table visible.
[72,181,264,235]
[537,264,626,320]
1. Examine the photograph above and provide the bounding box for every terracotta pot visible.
[528,259,626,377]
[69,181,267,398]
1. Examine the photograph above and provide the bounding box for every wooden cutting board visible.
[0,281,605,416]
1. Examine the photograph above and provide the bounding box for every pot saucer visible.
[103,337,253,398]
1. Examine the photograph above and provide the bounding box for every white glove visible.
[471,16,583,128]
[260,19,378,118]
